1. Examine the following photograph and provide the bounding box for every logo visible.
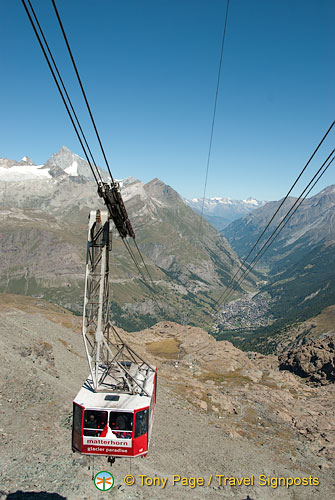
[84,436,132,447]
[94,471,114,491]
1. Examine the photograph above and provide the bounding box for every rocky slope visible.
[0,147,256,331]
[222,185,335,274]
[0,294,334,500]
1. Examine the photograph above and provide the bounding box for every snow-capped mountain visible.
[184,196,267,230]
[0,155,50,182]
[0,146,110,183]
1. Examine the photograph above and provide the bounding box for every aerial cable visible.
[132,239,158,291]
[51,0,115,183]
[214,120,335,306]
[25,0,102,183]
[123,238,147,283]
[222,148,335,304]
[125,241,161,309]
[217,148,335,307]
[21,0,101,185]
[23,1,160,314]
[122,239,162,313]
[243,155,335,280]
[216,148,335,309]
[198,0,230,239]
[224,149,335,296]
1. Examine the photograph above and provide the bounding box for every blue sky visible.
[1,0,334,200]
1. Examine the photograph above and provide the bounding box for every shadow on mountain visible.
[6,492,67,500]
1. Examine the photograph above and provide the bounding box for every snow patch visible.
[64,160,78,176]
[0,164,51,182]
[243,198,258,205]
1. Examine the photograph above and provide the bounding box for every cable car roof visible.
[74,371,156,411]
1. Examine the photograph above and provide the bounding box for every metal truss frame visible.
[82,210,154,395]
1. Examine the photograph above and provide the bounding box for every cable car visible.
[72,366,157,458]
[72,210,157,462]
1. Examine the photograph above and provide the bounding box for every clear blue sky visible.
[1,0,334,200]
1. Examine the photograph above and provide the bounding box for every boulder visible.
[279,336,335,384]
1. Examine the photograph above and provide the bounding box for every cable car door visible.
[72,403,83,452]
[133,408,148,455]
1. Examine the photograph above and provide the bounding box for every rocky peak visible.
[45,146,104,181]
[18,156,35,166]
[0,158,17,169]
[144,178,181,205]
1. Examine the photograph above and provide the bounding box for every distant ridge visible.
[184,196,267,230]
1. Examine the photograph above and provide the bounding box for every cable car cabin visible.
[72,366,157,458]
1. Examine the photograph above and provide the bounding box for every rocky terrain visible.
[279,336,335,385]
[0,294,334,499]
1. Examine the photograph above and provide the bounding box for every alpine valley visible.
[0,147,256,332]
[1,147,334,353]
[220,187,335,352]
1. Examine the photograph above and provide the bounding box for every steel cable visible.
[198,0,230,239]
[52,0,115,183]
[22,0,101,185]
[215,148,335,311]
[26,0,103,182]
[214,121,335,307]
[122,239,162,313]
[222,150,335,300]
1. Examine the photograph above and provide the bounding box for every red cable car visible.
[72,366,157,458]
[72,210,158,463]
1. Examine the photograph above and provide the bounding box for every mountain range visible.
[185,196,266,230]
[0,147,256,331]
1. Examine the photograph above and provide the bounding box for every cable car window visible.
[109,412,133,431]
[73,404,82,434]
[109,412,133,439]
[135,410,148,438]
[83,410,108,436]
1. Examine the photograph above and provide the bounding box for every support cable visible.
[198,0,230,238]
[222,150,335,300]
[243,156,335,279]
[122,239,162,313]
[26,0,103,182]
[216,148,335,310]
[214,121,335,306]
[52,0,115,183]
[23,0,163,317]
[22,0,101,185]
[132,239,158,290]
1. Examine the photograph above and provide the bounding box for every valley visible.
[1,148,335,355]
